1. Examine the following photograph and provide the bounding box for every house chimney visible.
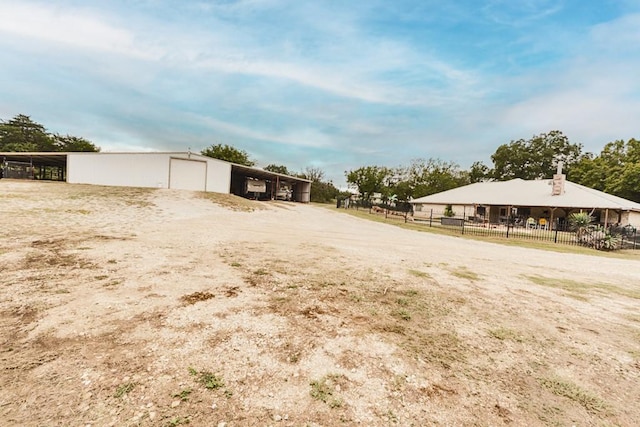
[551,161,565,195]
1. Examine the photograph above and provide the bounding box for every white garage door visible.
[169,158,207,191]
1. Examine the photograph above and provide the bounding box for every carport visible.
[0,152,68,181]
[230,164,311,203]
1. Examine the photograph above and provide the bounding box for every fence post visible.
[554,227,558,243]
[461,218,465,235]
[429,209,433,227]
[506,216,510,238]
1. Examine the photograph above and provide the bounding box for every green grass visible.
[189,367,224,390]
[114,382,135,398]
[310,376,344,408]
[167,416,190,426]
[173,388,192,401]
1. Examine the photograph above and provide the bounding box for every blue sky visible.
[1,0,639,186]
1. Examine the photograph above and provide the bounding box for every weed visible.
[224,389,233,398]
[167,416,190,426]
[538,377,609,414]
[230,262,241,267]
[253,268,269,276]
[107,259,117,264]
[310,376,344,408]
[396,298,409,306]
[114,382,135,398]
[394,309,412,321]
[189,368,224,390]
[94,275,109,280]
[173,388,192,402]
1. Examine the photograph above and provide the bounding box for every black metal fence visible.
[345,203,639,251]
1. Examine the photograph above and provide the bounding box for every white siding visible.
[169,158,206,191]
[67,152,231,193]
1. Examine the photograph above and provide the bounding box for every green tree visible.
[298,166,339,203]
[263,164,291,175]
[54,134,100,152]
[572,138,640,202]
[201,143,255,166]
[393,158,468,200]
[468,161,490,183]
[310,180,340,203]
[490,130,583,180]
[345,166,392,201]
[0,114,55,151]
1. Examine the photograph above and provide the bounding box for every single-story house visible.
[0,151,312,202]
[409,176,640,228]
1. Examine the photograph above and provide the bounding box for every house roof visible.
[410,178,640,212]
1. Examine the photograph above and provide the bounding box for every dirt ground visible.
[1,180,639,427]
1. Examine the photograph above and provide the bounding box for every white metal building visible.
[0,151,312,202]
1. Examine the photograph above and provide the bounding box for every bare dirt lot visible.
[1,180,640,427]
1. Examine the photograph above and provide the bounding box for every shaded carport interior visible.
[230,164,311,203]
[0,152,68,180]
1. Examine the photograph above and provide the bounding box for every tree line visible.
[0,114,100,152]
[346,131,640,203]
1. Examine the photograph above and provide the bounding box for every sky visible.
[1,0,639,186]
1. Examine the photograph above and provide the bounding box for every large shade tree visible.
[571,138,640,202]
[345,166,392,201]
[0,114,99,152]
[393,158,468,201]
[490,130,583,180]
[201,143,255,166]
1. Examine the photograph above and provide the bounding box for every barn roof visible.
[410,178,640,211]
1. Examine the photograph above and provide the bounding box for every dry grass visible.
[524,275,640,300]
[197,192,267,211]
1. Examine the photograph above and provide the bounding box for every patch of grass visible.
[310,376,344,408]
[173,388,192,402]
[253,268,269,276]
[538,377,609,414]
[488,327,524,342]
[450,266,479,281]
[180,291,215,305]
[114,382,135,398]
[167,416,190,426]
[94,275,109,280]
[394,309,412,321]
[525,275,640,300]
[107,259,117,264]
[189,367,224,390]
[103,279,123,288]
[407,269,431,278]
[230,262,241,267]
